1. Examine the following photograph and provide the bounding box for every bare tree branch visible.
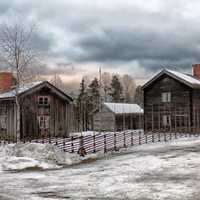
[0,22,38,140]
[0,22,37,83]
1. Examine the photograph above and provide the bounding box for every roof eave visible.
[141,69,166,90]
[115,112,143,115]
[0,97,15,101]
[18,81,73,102]
[142,69,196,90]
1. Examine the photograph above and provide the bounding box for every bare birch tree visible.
[122,74,136,103]
[101,72,111,102]
[50,74,64,91]
[0,22,37,139]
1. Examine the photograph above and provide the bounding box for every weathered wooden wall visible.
[143,74,192,131]
[93,105,115,131]
[0,100,17,140]
[92,105,143,131]
[19,87,71,139]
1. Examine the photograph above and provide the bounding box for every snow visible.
[0,81,43,99]
[104,102,143,114]
[143,69,200,90]
[70,129,143,137]
[0,137,200,199]
[0,143,87,171]
[167,69,200,85]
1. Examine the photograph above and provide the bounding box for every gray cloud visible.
[0,0,200,79]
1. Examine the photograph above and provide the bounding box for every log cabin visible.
[142,64,200,132]
[0,72,73,140]
[91,103,143,131]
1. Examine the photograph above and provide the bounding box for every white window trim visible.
[0,115,7,130]
[161,92,171,103]
[38,115,50,129]
[162,115,171,127]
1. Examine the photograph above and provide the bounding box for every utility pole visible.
[99,67,103,133]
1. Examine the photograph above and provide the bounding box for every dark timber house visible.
[142,64,200,132]
[0,72,73,140]
[91,103,143,131]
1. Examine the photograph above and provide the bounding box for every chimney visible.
[0,72,16,92]
[192,64,200,79]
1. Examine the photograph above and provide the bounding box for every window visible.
[0,115,7,130]
[162,115,171,127]
[38,96,50,106]
[38,116,50,129]
[161,92,171,102]
[0,106,7,130]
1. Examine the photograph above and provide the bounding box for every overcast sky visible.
[1,0,200,86]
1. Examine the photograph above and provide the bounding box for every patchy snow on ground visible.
[0,137,200,199]
[0,143,84,171]
[70,129,143,137]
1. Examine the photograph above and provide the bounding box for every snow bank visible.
[0,143,82,171]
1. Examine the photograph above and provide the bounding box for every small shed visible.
[0,72,73,140]
[92,103,143,131]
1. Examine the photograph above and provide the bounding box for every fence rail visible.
[1,130,199,155]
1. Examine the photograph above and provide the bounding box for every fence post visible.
[152,132,154,143]
[49,135,51,144]
[104,134,107,153]
[123,132,126,148]
[164,132,167,142]
[93,134,96,153]
[114,133,117,151]
[139,131,141,145]
[42,135,44,144]
[169,132,172,140]
[78,136,86,156]
[71,136,74,153]
[63,139,66,152]
[145,133,147,144]
[158,132,161,142]
[131,131,134,146]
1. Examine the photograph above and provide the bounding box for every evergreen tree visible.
[109,75,124,102]
[77,78,87,101]
[77,78,89,131]
[134,85,143,107]
[102,72,111,102]
[87,77,100,110]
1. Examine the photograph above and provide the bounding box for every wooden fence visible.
[0,130,199,154]
[6,130,197,154]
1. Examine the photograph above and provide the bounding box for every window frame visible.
[0,115,7,130]
[37,115,50,129]
[0,106,7,130]
[161,92,171,103]
[38,96,50,106]
[162,115,171,127]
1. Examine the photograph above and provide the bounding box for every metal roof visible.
[142,69,200,90]
[0,81,73,101]
[104,103,143,114]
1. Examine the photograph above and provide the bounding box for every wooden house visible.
[0,72,73,140]
[91,103,143,131]
[142,64,200,132]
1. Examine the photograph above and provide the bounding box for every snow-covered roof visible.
[0,81,43,99]
[167,69,200,85]
[142,69,200,89]
[104,103,143,114]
